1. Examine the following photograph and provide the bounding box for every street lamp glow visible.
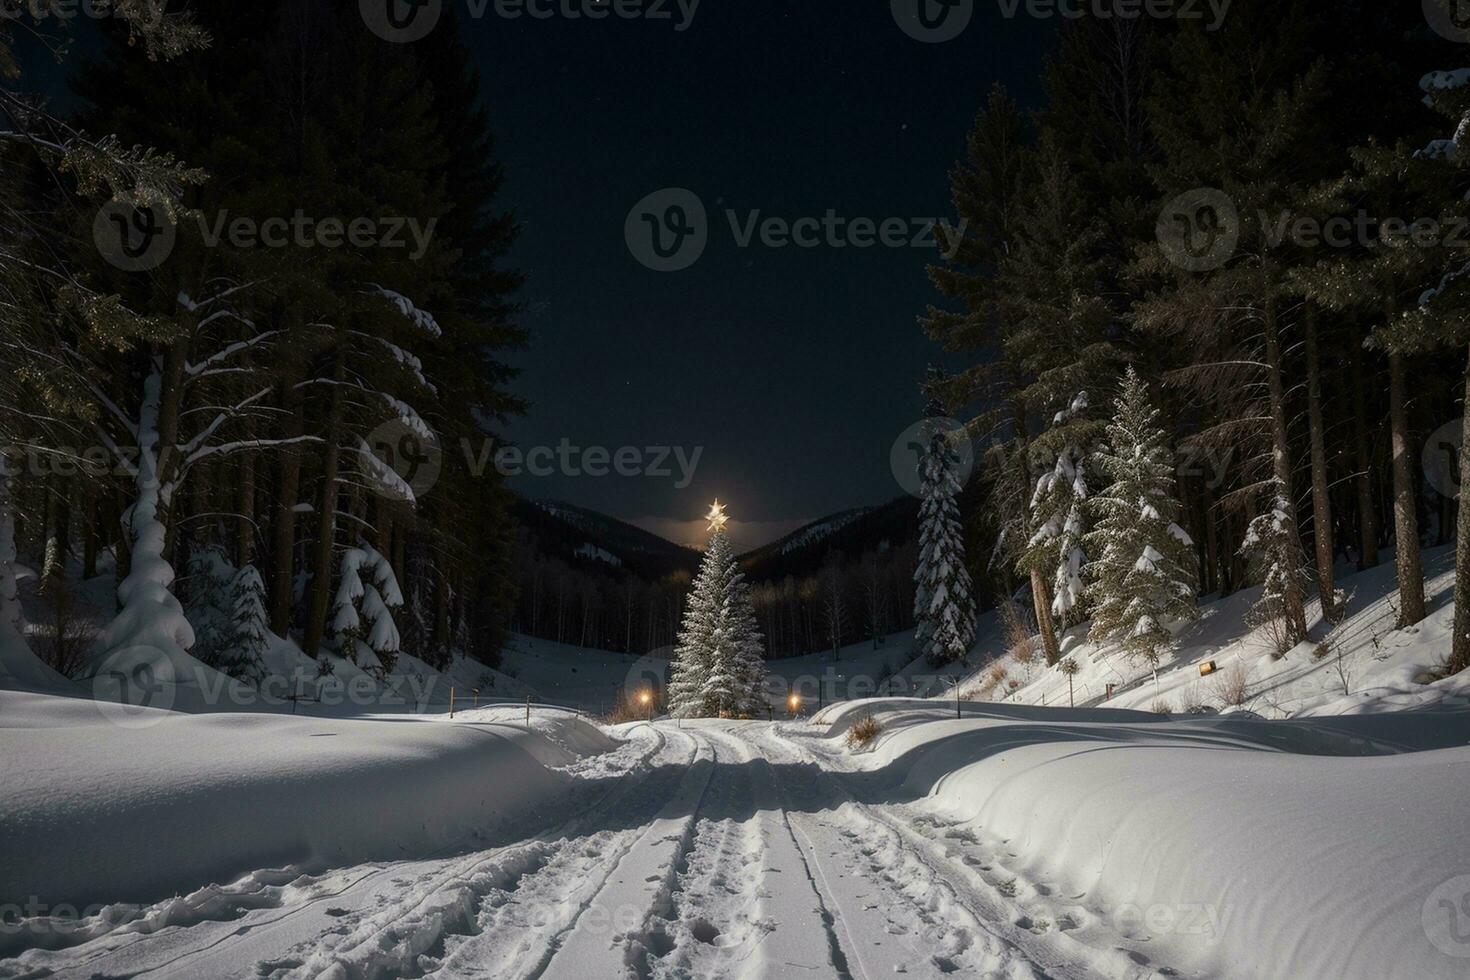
[788,694,801,713]
[638,690,651,705]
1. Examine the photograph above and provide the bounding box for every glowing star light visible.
[706,500,730,533]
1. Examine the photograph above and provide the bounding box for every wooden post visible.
[473,688,480,708]
[449,687,455,719]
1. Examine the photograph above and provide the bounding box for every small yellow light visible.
[638,691,652,705]
[788,694,801,711]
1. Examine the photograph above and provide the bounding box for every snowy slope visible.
[962,544,1470,718]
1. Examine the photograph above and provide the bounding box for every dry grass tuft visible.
[846,714,882,750]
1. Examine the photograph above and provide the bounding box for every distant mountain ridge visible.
[514,495,923,584]
[738,496,920,582]
[511,498,701,579]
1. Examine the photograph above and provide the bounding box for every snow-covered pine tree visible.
[1025,392,1094,630]
[1085,369,1199,672]
[329,546,406,677]
[229,565,270,680]
[1241,481,1313,655]
[184,546,242,672]
[669,502,768,718]
[913,417,976,665]
[727,575,770,716]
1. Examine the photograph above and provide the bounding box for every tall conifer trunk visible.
[1304,318,1337,621]
[269,377,305,636]
[1261,286,1309,641]
[303,354,347,658]
[1388,350,1427,626]
[1351,352,1380,569]
[1449,344,1470,674]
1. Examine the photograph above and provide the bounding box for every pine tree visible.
[1138,2,1346,650]
[184,545,240,671]
[1362,60,1470,672]
[913,418,976,665]
[230,565,271,679]
[1240,482,1314,654]
[1024,392,1097,631]
[329,546,406,678]
[1085,369,1198,671]
[669,503,768,718]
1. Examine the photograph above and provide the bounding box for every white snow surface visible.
[4,700,1466,978]
[963,544,1470,718]
[4,551,1470,978]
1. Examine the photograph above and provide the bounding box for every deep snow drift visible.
[803,698,1470,979]
[0,693,613,911]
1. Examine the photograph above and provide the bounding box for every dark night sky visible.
[458,1,1055,548]
[25,2,1056,551]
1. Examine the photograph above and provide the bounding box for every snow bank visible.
[0,692,616,908]
[803,699,1470,980]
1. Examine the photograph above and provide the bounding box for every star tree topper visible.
[706,500,730,534]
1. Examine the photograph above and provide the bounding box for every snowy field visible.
[6,554,1470,977]
[4,698,1469,979]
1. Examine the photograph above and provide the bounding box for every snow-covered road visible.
[2,720,1127,980]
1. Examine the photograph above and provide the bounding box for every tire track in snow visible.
[635,726,846,980]
[699,726,851,980]
[749,723,1061,980]
[629,727,757,980]
[518,726,719,980]
[768,724,1183,980]
[310,723,708,980]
